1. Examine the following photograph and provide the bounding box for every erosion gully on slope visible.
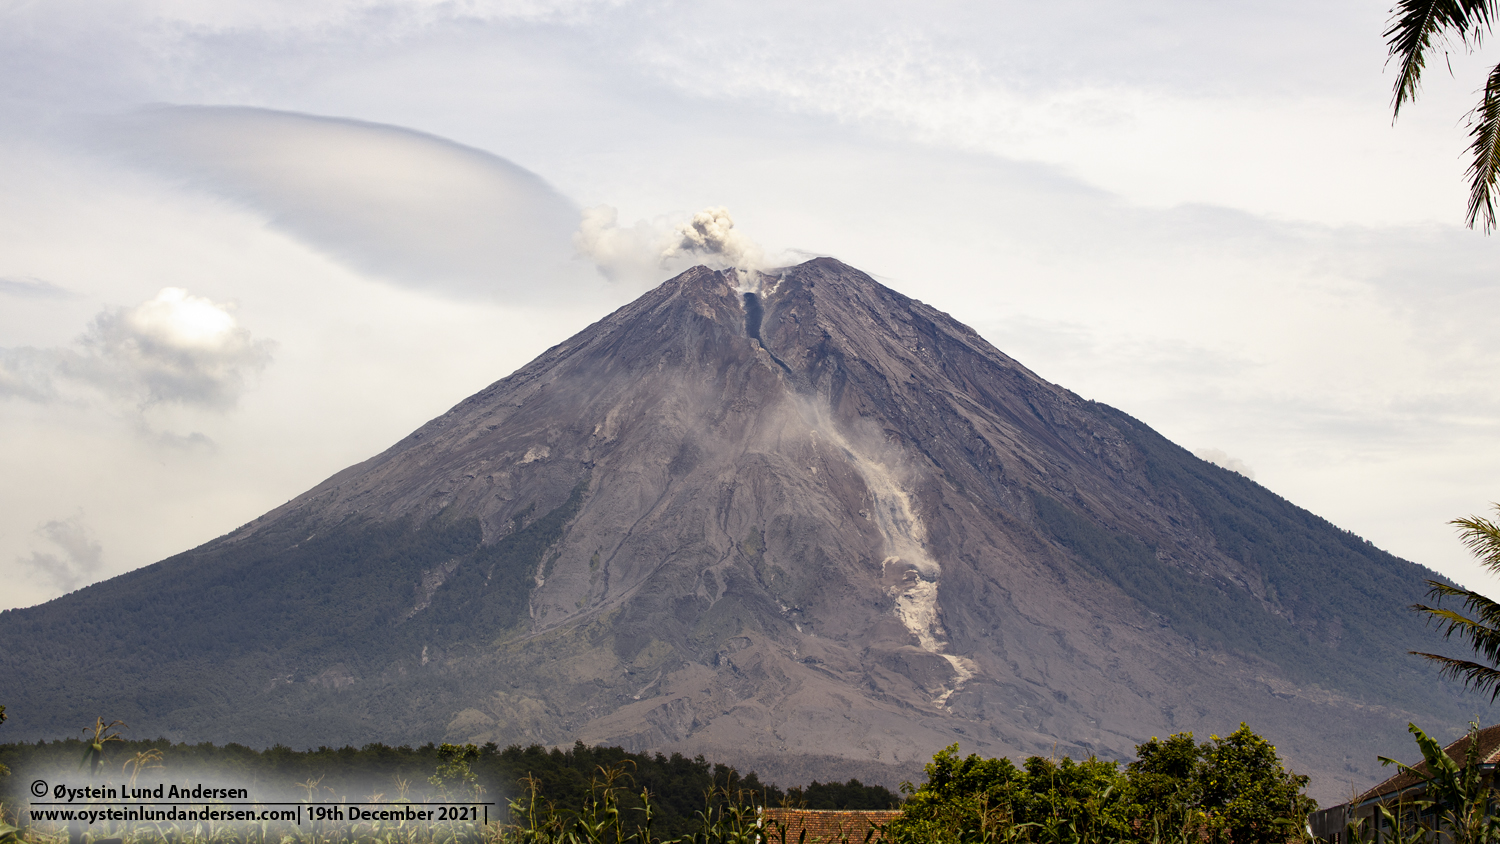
[741,283,976,707]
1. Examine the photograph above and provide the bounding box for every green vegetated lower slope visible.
[1034,404,1462,716]
[0,482,588,745]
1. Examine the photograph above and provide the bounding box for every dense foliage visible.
[1373,722,1500,844]
[889,724,1315,844]
[0,724,1315,843]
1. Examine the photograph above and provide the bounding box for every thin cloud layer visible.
[0,277,71,298]
[0,347,61,403]
[96,106,594,303]
[19,513,104,594]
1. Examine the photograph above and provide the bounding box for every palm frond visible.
[1419,581,1500,626]
[1387,0,1500,116]
[1409,651,1500,700]
[1451,507,1500,571]
[1412,583,1500,667]
[1418,578,1500,618]
[1464,62,1500,230]
[1412,607,1500,667]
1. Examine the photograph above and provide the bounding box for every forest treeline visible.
[0,736,897,839]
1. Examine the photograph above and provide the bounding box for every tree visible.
[1195,725,1315,844]
[1386,0,1500,231]
[1125,732,1202,834]
[1409,505,1500,698]
[888,727,1312,844]
[428,743,481,800]
[1128,726,1313,844]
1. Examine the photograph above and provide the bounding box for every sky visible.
[2,0,1499,610]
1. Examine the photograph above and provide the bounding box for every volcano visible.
[0,258,1466,801]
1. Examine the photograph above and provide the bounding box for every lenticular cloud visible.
[99,106,593,303]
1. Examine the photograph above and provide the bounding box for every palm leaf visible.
[1410,507,1500,698]
[1386,0,1500,116]
[1464,61,1500,230]
[1412,581,1500,661]
[1451,509,1500,571]
[1409,651,1500,699]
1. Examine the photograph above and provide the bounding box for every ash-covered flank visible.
[0,258,1461,803]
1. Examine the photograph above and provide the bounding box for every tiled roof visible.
[759,808,903,843]
[1357,724,1500,804]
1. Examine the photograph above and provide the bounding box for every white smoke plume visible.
[0,288,274,412]
[573,205,676,285]
[661,207,765,274]
[575,205,771,288]
[19,513,104,594]
[1194,447,1255,479]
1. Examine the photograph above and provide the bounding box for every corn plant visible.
[79,719,126,778]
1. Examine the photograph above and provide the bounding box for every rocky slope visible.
[0,258,1467,803]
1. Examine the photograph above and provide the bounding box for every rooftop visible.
[759,808,903,843]
[1357,724,1500,804]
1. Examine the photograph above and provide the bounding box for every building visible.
[757,808,903,843]
[1309,724,1500,844]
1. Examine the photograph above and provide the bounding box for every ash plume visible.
[661,207,765,277]
[575,205,771,289]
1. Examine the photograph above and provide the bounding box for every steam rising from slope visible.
[1194,448,1255,479]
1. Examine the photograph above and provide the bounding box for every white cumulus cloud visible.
[0,288,273,412]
